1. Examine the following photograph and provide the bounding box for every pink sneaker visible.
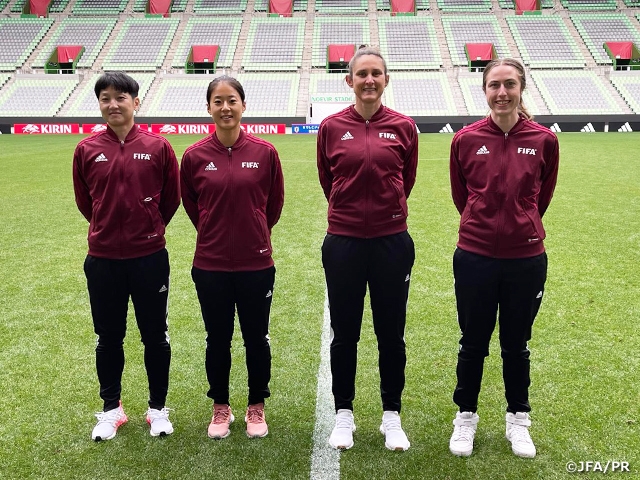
[208,404,234,439]
[245,403,268,438]
[91,401,128,441]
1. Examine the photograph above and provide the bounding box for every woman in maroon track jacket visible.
[180,76,284,440]
[448,59,559,459]
[317,46,418,452]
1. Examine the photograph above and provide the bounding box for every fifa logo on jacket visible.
[517,147,537,155]
[379,132,397,139]
[133,153,151,160]
[242,162,260,168]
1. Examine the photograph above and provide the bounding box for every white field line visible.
[310,291,340,480]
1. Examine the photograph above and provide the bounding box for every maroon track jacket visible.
[180,129,284,272]
[317,105,418,238]
[450,115,559,259]
[73,125,180,259]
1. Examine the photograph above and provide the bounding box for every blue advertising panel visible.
[292,124,319,134]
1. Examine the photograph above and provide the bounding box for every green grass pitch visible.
[0,132,638,479]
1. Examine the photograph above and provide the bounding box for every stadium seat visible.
[571,13,640,65]
[172,17,242,69]
[32,18,116,69]
[0,75,78,116]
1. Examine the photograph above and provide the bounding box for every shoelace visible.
[213,407,231,424]
[246,408,265,424]
[452,425,475,443]
[95,408,122,423]
[509,425,532,445]
[383,416,403,432]
[147,407,170,421]
[335,414,353,430]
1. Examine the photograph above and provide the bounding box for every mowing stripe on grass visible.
[310,292,339,480]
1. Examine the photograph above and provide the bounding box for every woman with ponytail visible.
[447,59,559,459]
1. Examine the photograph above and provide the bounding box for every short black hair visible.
[94,72,139,99]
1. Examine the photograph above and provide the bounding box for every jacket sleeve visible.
[267,148,285,231]
[159,141,181,227]
[402,122,418,199]
[538,134,559,218]
[72,144,92,222]
[317,121,333,201]
[449,133,468,215]
[180,151,200,229]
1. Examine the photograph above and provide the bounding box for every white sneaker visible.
[449,411,479,457]
[328,409,356,450]
[379,411,410,451]
[506,412,536,458]
[146,407,174,437]
[91,401,128,441]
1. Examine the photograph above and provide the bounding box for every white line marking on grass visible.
[310,291,339,480]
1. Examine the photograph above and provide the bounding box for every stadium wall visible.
[2,115,640,133]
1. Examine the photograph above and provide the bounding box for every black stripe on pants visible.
[84,248,171,411]
[321,231,415,413]
[452,247,547,414]
[191,266,275,406]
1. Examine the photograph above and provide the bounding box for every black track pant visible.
[452,248,547,414]
[84,248,171,412]
[191,266,275,406]
[322,231,415,413]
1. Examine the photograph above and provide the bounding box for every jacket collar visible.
[486,114,527,134]
[105,124,140,142]
[348,104,386,122]
[210,128,248,151]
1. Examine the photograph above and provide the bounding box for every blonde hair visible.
[347,45,388,78]
[482,58,532,120]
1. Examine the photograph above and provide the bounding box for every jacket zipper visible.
[495,132,508,257]
[228,147,233,262]
[365,119,370,237]
[119,140,125,258]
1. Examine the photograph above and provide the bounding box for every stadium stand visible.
[145,73,299,117]
[377,16,442,70]
[11,0,70,11]
[385,72,458,116]
[10,0,26,13]
[242,17,306,71]
[170,0,189,12]
[498,0,553,9]
[254,0,309,11]
[531,70,621,114]
[457,72,541,116]
[65,72,155,117]
[0,75,78,116]
[442,15,511,66]
[506,16,586,68]
[376,0,430,10]
[102,18,179,71]
[572,14,640,65]
[309,72,356,95]
[172,17,242,69]
[0,18,53,72]
[315,0,368,14]
[193,0,248,14]
[437,0,492,12]
[561,0,617,10]
[0,73,11,88]
[312,17,371,68]
[72,0,128,15]
[609,72,640,113]
[32,18,117,69]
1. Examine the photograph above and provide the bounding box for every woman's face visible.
[207,81,246,131]
[346,54,389,106]
[484,64,522,122]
